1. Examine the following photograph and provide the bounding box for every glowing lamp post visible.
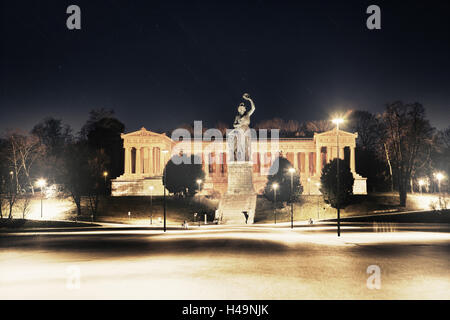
[332,117,344,237]
[435,173,444,192]
[316,182,321,220]
[435,172,445,206]
[288,167,295,229]
[103,171,109,194]
[272,183,279,224]
[162,150,169,232]
[418,179,425,195]
[149,186,154,225]
[36,179,47,219]
[196,179,202,193]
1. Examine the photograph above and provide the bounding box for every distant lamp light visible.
[332,118,344,125]
[272,182,279,224]
[36,178,47,219]
[149,186,154,191]
[196,179,202,193]
[418,179,425,186]
[36,178,47,189]
[435,172,445,182]
[288,167,295,174]
[103,171,108,177]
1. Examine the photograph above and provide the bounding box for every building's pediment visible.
[121,127,174,144]
[314,128,358,138]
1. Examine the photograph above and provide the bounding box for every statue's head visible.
[238,103,246,115]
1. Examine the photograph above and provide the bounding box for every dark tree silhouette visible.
[164,154,205,196]
[32,117,72,156]
[320,159,354,209]
[60,142,91,217]
[81,109,125,179]
[347,110,390,192]
[263,157,303,203]
[32,117,73,184]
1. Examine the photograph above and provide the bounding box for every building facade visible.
[111,127,367,196]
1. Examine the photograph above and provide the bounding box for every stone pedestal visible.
[352,173,367,195]
[216,162,257,224]
[111,176,168,196]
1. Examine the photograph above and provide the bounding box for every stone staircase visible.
[217,193,257,224]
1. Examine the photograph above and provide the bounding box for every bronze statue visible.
[233,93,255,131]
[229,93,256,162]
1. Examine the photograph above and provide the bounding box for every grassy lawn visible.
[0,218,99,230]
[9,192,443,225]
[254,193,441,223]
[90,196,218,225]
[324,209,450,223]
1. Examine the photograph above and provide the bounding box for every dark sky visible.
[1,0,449,134]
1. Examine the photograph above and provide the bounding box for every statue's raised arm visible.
[242,93,255,116]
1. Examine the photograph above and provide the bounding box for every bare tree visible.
[4,131,44,194]
[380,102,434,206]
[17,193,32,219]
[6,171,18,219]
[305,120,333,133]
[347,110,379,150]
[86,148,109,220]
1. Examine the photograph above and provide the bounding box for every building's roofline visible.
[122,127,357,142]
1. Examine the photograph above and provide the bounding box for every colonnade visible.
[124,146,166,176]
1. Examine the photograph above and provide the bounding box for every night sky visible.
[1,0,449,134]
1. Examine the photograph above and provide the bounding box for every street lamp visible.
[435,173,444,191]
[316,182,321,220]
[288,167,295,229]
[272,182,278,224]
[9,171,14,188]
[435,172,445,206]
[149,185,154,225]
[418,179,425,195]
[36,179,47,219]
[196,179,202,193]
[162,149,169,232]
[103,171,109,194]
[332,117,344,237]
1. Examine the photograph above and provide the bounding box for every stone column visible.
[124,147,131,175]
[293,152,298,170]
[159,148,166,175]
[160,150,164,175]
[155,148,160,175]
[136,147,141,175]
[350,147,356,172]
[148,147,153,176]
[305,152,309,177]
[326,146,330,164]
[316,146,321,176]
